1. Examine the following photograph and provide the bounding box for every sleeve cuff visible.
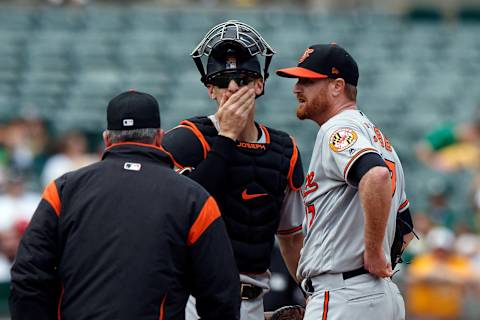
[277,225,303,236]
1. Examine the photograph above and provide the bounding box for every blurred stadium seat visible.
[0,4,479,222]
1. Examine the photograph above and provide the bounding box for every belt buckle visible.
[240,283,254,300]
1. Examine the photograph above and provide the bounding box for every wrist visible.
[365,245,383,255]
[218,131,237,141]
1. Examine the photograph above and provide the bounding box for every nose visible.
[227,79,240,93]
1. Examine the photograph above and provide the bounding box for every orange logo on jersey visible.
[242,189,268,200]
[237,142,266,150]
[331,67,340,74]
[303,172,319,197]
[299,48,314,63]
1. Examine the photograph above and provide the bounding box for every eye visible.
[299,78,314,85]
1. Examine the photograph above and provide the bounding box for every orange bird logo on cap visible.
[332,67,340,74]
[299,48,314,63]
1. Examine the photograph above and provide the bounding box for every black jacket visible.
[10,142,240,320]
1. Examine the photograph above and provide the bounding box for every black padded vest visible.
[180,116,298,273]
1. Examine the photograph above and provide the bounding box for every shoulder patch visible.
[329,128,358,152]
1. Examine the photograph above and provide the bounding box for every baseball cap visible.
[107,90,160,130]
[426,227,455,251]
[276,44,359,86]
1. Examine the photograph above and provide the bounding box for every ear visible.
[207,85,216,100]
[153,129,165,147]
[254,78,264,96]
[331,78,345,97]
[102,131,111,147]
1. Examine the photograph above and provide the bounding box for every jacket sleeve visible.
[9,180,62,320]
[163,126,236,198]
[187,196,240,320]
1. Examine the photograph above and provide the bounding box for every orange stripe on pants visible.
[322,291,330,320]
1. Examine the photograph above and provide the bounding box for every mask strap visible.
[193,56,208,86]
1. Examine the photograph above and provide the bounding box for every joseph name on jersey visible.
[298,109,409,279]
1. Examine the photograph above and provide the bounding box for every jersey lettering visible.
[384,159,396,196]
[306,204,316,229]
[303,172,319,197]
[237,142,266,150]
[373,127,392,152]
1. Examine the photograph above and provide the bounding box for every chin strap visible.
[258,55,273,97]
[193,56,208,86]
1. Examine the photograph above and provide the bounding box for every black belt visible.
[305,267,369,292]
[343,267,369,280]
[240,283,263,300]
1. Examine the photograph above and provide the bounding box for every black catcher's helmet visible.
[191,20,275,94]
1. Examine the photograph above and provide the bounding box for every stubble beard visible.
[296,92,328,121]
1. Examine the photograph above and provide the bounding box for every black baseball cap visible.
[276,44,359,86]
[107,90,160,130]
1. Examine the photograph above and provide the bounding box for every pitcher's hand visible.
[364,249,393,278]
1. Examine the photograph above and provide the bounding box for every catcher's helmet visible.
[191,20,275,94]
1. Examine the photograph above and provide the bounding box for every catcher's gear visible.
[191,20,275,94]
[270,305,305,320]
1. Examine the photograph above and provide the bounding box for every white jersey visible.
[298,109,409,280]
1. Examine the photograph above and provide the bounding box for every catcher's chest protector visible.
[183,116,295,273]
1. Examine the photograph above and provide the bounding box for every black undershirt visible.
[347,152,387,187]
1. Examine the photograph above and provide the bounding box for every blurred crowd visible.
[0,117,98,283]
[401,109,480,320]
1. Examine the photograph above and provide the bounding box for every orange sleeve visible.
[42,180,61,216]
[187,197,221,246]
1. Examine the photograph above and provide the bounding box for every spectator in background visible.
[403,213,433,260]
[2,118,50,179]
[0,172,39,233]
[406,227,475,320]
[415,109,480,173]
[425,180,457,230]
[0,222,26,282]
[41,130,96,187]
[0,172,39,281]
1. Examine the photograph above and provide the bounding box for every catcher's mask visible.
[191,20,275,96]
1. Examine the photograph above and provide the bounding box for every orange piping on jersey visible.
[322,291,329,320]
[399,199,409,211]
[105,141,185,170]
[43,181,61,217]
[57,284,64,320]
[287,136,301,191]
[180,120,211,159]
[187,197,221,246]
[161,148,185,170]
[277,225,302,235]
[158,294,166,320]
[342,148,378,179]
